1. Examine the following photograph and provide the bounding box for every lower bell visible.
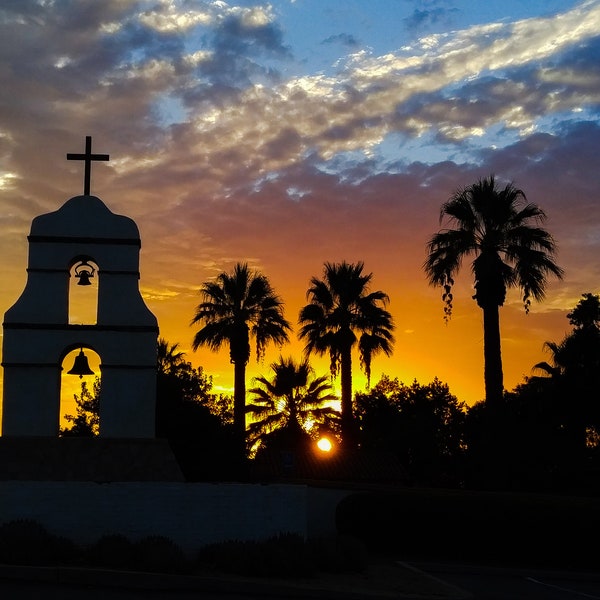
[67,349,94,378]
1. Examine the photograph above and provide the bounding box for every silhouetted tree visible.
[158,337,234,425]
[246,356,339,455]
[464,294,600,493]
[156,338,217,410]
[463,389,562,492]
[424,175,563,406]
[355,375,467,486]
[157,338,186,375]
[567,292,600,330]
[156,338,236,479]
[60,377,100,436]
[299,261,394,449]
[191,263,291,456]
[533,293,600,456]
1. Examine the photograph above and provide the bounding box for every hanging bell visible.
[74,261,94,286]
[67,349,94,378]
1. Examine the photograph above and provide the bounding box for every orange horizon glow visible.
[0,223,581,435]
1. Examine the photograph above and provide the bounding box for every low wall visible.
[0,482,309,555]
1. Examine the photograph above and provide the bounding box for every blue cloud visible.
[403,7,460,34]
[321,33,360,48]
[182,13,292,103]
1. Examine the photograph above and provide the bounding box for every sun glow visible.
[317,437,333,452]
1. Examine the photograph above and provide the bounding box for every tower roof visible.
[30,195,140,240]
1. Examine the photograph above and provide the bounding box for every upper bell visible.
[74,261,95,286]
[67,349,94,378]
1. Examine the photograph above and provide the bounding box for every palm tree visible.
[191,263,291,453]
[424,175,563,405]
[157,338,186,375]
[246,356,339,454]
[298,261,395,448]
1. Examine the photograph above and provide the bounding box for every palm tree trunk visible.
[233,360,247,456]
[340,345,355,449]
[482,304,504,405]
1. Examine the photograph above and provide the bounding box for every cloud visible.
[2,1,599,201]
[403,7,461,35]
[322,33,360,48]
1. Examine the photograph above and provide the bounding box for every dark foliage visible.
[196,533,367,578]
[133,535,187,573]
[0,520,78,565]
[461,293,600,493]
[86,534,134,569]
[60,377,100,437]
[355,375,467,487]
[155,339,241,480]
[336,490,600,570]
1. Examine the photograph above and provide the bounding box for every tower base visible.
[0,437,184,482]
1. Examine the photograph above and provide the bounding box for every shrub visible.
[86,534,134,569]
[49,534,80,564]
[336,489,600,569]
[196,533,367,578]
[133,535,187,573]
[309,535,368,573]
[0,520,54,565]
[0,519,81,566]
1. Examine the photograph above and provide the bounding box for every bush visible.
[196,533,367,578]
[0,520,51,564]
[309,535,368,573]
[336,489,600,569]
[0,519,80,566]
[0,520,369,577]
[86,534,134,569]
[133,535,188,573]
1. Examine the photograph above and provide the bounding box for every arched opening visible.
[59,346,101,436]
[68,258,99,325]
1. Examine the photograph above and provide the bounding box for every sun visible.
[316,437,332,452]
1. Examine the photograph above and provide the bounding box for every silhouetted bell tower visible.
[2,137,158,437]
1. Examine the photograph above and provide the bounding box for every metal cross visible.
[67,136,110,195]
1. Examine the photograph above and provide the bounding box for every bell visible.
[75,269,93,286]
[67,349,94,378]
[74,261,94,286]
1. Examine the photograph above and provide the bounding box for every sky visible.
[1,0,600,423]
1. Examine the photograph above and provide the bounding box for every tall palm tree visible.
[424,175,563,405]
[191,263,291,452]
[246,356,339,454]
[298,261,395,448]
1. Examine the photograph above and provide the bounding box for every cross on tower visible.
[67,136,110,196]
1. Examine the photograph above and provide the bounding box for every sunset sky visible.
[1,0,600,422]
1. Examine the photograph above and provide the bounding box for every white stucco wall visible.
[0,482,310,555]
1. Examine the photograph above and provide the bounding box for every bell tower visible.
[2,137,158,438]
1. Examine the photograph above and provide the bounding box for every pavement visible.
[0,560,471,599]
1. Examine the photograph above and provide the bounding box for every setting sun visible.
[317,437,333,453]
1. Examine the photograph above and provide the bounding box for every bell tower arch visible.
[68,258,99,325]
[2,138,158,438]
